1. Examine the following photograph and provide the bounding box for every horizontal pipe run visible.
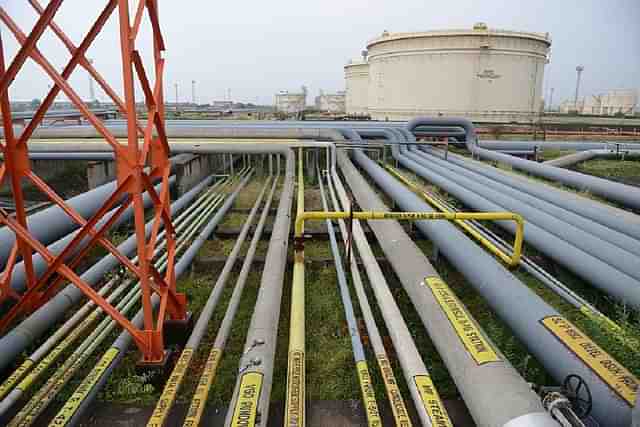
[183,167,279,427]
[0,174,216,373]
[224,150,295,427]
[411,146,640,261]
[396,147,640,308]
[339,149,557,427]
[49,170,254,427]
[354,146,638,426]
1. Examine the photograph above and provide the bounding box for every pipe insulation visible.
[0,174,214,373]
[350,148,638,427]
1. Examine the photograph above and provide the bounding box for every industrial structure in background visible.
[560,89,639,116]
[275,86,307,115]
[314,90,346,113]
[344,56,369,117]
[344,23,551,122]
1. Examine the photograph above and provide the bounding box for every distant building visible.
[275,87,307,114]
[315,91,346,113]
[560,89,638,116]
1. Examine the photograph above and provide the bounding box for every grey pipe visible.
[224,149,294,427]
[544,149,640,167]
[0,179,130,270]
[57,170,253,427]
[351,148,637,427]
[0,174,214,373]
[407,117,640,210]
[473,147,640,209]
[429,150,640,242]
[478,140,639,152]
[396,146,640,308]
[4,177,176,297]
[410,146,640,261]
[339,149,557,427]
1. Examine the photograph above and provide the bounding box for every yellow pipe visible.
[284,148,306,427]
[381,165,524,267]
[295,210,524,267]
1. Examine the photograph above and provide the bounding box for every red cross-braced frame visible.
[0,0,185,363]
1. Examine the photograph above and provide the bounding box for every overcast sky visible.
[3,0,639,106]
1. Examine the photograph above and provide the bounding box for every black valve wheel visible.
[563,374,592,419]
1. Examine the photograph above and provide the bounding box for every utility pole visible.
[174,83,179,111]
[574,65,584,111]
[191,80,196,105]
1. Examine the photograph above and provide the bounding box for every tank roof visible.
[367,25,551,49]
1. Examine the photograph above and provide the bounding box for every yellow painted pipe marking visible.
[425,277,500,365]
[16,311,99,394]
[541,315,638,405]
[230,372,263,427]
[414,375,453,427]
[49,348,120,427]
[382,165,523,267]
[0,359,33,399]
[356,361,382,427]
[147,349,194,427]
[284,349,305,427]
[375,355,411,427]
[183,348,222,427]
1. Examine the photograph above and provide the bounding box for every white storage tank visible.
[365,24,551,121]
[344,59,370,116]
[275,87,307,114]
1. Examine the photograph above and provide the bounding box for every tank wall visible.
[366,33,549,121]
[344,63,370,115]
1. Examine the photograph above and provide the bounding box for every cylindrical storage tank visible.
[344,60,370,116]
[366,24,551,121]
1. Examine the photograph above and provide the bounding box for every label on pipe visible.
[230,372,263,427]
[414,375,453,427]
[376,355,412,427]
[541,315,638,405]
[183,348,222,426]
[424,277,500,365]
[285,349,305,427]
[356,360,382,427]
[50,347,120,426]
[147,349,194,427]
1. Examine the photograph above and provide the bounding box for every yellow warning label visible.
[425,277,500,365]
[375,355,411,427]
[541,316,638,405]
[230,372,263,427]
[285,350,305,427]
[147,349,194,427]
[356,360,382,427]
[414,376,453,427]
[183,348,222,427]
[49,347,120,427]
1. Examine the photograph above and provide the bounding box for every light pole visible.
[574,65,584,111]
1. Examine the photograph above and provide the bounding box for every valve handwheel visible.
[563,374,592,419]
